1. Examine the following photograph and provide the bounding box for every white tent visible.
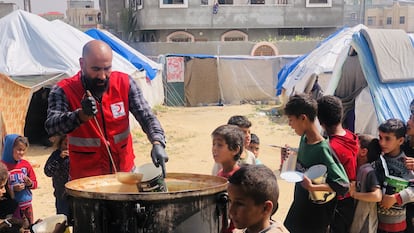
[0,10,137,78]
[279,24,367,98]
[0,10,163,143]
[326,28,414,136]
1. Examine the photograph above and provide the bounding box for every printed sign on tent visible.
[166,57,184,83]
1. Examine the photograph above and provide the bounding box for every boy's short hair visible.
[250,133,260,144]
[357,133,374,149]
[284,93,317,122]
[317,95,343,127]
[227,115,252,128]
[367,138,381,163]
[378,118,406,139]
[212,125,244,160]
[228,165,279,215]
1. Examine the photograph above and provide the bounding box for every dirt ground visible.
[28,104,299,223]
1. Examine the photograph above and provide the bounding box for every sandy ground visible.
[27,104,299,223]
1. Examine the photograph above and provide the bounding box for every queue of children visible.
[278,93,414,233]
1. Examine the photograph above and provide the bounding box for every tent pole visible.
[216,45,225,105]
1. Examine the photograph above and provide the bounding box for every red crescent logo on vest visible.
[110,102,126,118]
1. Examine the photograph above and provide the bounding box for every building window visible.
[87,16,93,22]
[306,0,332,7]
[400,16,405,24]
[201,0,209,5]
[276,0,288,4]
[218,0,233,4]
[167,31,194,42]
[221,30,248,41]
[350,12,356,20]
[251,0,265,4]
[160,0,188,8]
[251,42,279,56]
[386,17,392,25]
[367,16,375,26]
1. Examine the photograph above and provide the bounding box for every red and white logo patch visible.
[110,102,126,118]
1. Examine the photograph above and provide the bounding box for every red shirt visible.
[329,129,359,181]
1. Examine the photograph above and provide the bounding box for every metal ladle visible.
[86,90,143,185]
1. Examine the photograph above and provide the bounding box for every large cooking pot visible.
[65,173,228,233]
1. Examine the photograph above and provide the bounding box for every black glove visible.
[81,95,98,116]
[151,144,168,177]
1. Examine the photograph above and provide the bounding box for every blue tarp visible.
[351,31,414,124]
[85,29,158,80]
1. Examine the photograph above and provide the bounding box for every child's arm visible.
[25,162,38,189]
[380,186,414,209]
[350,181,382,202]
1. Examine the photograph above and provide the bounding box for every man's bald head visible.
[82,40,113,59]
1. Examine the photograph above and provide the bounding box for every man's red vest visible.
[59,71,135,180]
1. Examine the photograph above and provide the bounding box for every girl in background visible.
[1,135,37,230]
[44,134,69,216]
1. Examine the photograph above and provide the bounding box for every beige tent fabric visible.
[184,58,220,107]
[361,28,414,83]
[0,73,32,135]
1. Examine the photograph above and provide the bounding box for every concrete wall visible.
[0,3,17,18]
[132,40,320,59]
[136,0,344,30]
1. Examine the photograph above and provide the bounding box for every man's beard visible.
[83,74,109,98]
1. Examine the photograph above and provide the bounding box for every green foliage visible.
[253,35,324,42]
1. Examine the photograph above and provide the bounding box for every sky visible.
[5,0,99,15]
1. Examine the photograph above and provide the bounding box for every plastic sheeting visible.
[163,55,299,106]
[327,28,414,135]
[85,28,162,80]
[351,30,414,130]
[278,24,366,97]
[0,10,137,77]
[361,28,414,83]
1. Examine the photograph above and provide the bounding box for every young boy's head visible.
[0,162,8,198]
[248,133,260,158]
[228,115,252,148]
[212,125,244,165]
[317,95,343,129]
[2,134,29,164]
[356,134,374,166]
[378,118,406,156]
[284,94,317,136]
[227,165,279,230]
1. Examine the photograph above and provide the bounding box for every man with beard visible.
[45,40,168,180]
